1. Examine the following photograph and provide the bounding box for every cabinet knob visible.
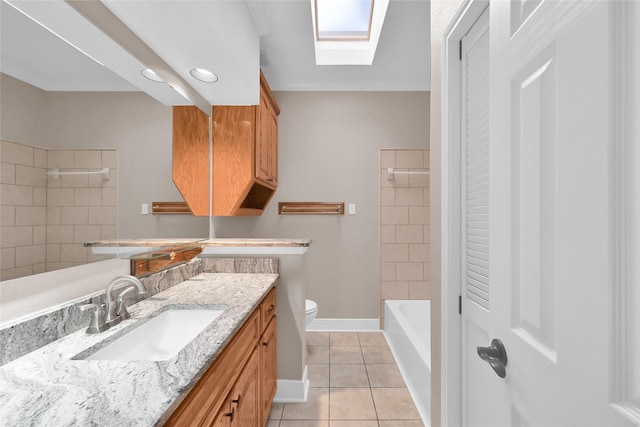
[262,341,269,347]
[225,407,235,422]
[232,395,241,406]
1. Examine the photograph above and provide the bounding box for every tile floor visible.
[266,331,425,427]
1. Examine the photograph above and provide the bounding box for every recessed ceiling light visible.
[141,68,164,83]
[190,68,219,83]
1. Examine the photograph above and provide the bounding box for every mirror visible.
[0,1,209,282]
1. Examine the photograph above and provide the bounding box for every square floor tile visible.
[281,421,329,427]
[330,332,361,346]
[362,345,396,364]
[330,346,364,364]
[371,388,421,420]
[308,345,330,364]
[307,332,330,346]
[265,420,280,427]
[330,364,369,388]
[282,388,329,420]
[309,364,330,387]
[330,421,380,427]
[365,363,406,387]
[329,388,377,420]
[378,421,425,427]
[268,402,284,419]
[358,332,388,346]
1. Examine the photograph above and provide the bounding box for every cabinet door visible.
[260,317,277,425]
[266,105,278,187]
[231,347,260,427]
[256,91,272,185]
[210,401,232,427]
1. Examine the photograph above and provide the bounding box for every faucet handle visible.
[80,303,109,334]
[115,287,136,321]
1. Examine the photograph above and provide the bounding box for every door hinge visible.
[459,295,462,315]
[459,40,463,61]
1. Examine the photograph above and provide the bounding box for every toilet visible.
[305,299,318,328]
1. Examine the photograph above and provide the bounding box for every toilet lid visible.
[305,299,317,313]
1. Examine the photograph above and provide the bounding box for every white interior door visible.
[460,7,509,427]
[479,0,637,425]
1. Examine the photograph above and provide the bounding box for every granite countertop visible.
[84,238,311,248]
[0,273,278,426]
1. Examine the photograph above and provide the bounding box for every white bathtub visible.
[384,299,430,426]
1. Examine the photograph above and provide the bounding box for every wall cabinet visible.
[165,287,277,426]
[172,71,280,217]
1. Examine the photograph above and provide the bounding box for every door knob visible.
[477,339,508,378]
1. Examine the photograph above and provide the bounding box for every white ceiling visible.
[0,0,430,107]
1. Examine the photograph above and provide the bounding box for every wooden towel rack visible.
[152,202,192,215]
[278,202,345,215]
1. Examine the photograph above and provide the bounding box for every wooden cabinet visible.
[211,71,280,216]
[171,70,280,217]
[165,287,277,427]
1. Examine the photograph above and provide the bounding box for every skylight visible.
[315,0,373,41]
[310,0,389,65]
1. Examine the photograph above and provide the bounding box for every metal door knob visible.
[477,338,508,378]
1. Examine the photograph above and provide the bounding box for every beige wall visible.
[430,2,465,426]
[0,74,209,243]
[214,91,430,319]
[380,149,430,324]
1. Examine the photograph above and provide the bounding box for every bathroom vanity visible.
[0,272,278,426]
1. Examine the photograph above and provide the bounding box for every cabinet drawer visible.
[165,309,260,426]
[260,287,276,332]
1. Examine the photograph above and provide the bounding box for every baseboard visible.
[273,365,309,403]
[306,318,381,332]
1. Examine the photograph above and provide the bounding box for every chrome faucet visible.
[104,275,147,326]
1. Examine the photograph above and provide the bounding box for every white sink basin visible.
[86,308,225,361]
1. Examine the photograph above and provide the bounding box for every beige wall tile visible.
[1,266,33,281]
[33,226,46,244]
[89,171,116,188]
[74,151,102,168]
[46,225,74,244]
[34,148,47,168]
[60,173,89,188]
[101,224,117,239]
[74,225,101,243]
[33,263,46,274]
[396,263,423,281]
[1,162,15,184]
[101,150,117,168]
[16,245,46,267]
[381,169,409,188]
[396,187,424,206]
[1,247,15,269]
[33,187,47,206]
[60,243,88,263]
[409,244,429,263]
[101,187,117,207]
[423,150,430,167]
[396,225,424,244]
[381,281,409,299]
[409,206,429,224]
[15,206,46,226]
[46,244,61,263]
[15,165,46,187]
[380,225,395,244]
[424,262,430,279]
[1,141,33,166]
[75,188,102,206]
[1,206,15,226]
[46,175,61,188]
[46,262,73,272]
[47,151,74,169]
[409,172,430,188]
[381,263,396,281]
[380,150,396,168]
[88,207,117,225]
[396,150,425,169]
[423,225,429,242]
[61,207,89,225]
[47,188,74,206]
[1,226,32,248]
[409,281,430,300]
[380,206,408,225]
[423,187,430,204]
[380,244,408,263]
[47,207,61,225]
[1,184,33,206]
[380,188,396,206]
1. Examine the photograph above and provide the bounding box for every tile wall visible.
[1,140,116,280]
[379,149,430,322]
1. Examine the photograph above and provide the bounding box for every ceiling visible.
[0,0,430,107]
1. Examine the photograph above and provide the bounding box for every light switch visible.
[141,203,149,215]
[348,203,356,215]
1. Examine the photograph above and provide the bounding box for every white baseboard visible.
[274,365,309,403]
[306,318,381,332]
